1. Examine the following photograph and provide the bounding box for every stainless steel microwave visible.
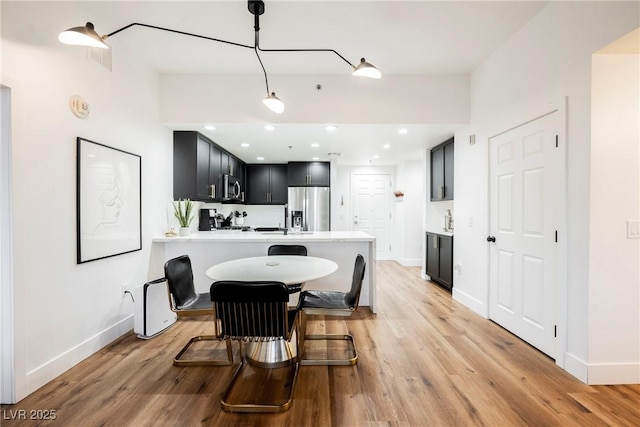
[223,175,243,202]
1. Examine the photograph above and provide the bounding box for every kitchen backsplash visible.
[200,202,286,228]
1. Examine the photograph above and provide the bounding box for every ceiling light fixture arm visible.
[248,1,355,71]
[257,46,356,69]
[104,22,254,50]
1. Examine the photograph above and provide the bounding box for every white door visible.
[351,174,391,259]
[488,112,560,358]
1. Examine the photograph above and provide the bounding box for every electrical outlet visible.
[627,221,640,239]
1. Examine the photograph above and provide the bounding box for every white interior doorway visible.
[488,104,567,362]
[351,173,392,259]
[1,85,15,403]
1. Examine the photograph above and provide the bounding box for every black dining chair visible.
[297,254,366,366]
[161,255,233,366]
[210,280,300,413]
[267,244,308,293]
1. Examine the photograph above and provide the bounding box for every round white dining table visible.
[205,255,338,367]
[205,255,338,285]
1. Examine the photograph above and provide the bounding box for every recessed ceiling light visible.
[325,125,337,132]
[241,143,250,148]
[312,157,319,161]
[383,144,391,149]
[257,156,265,161]
[204,125,216,131]
[373,155,380,159]
[311,143,320,148]
[264,124,275,131]
[398,128,408,135]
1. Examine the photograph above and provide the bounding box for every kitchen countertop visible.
[153,230,376,243]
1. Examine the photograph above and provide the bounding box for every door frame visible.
[486,97,568,368]
[1,85,15,403]
[350,172,393,260]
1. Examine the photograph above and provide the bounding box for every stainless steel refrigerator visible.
[287,187,330,231]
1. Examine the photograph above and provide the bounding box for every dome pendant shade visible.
[58,22,109,49]
[263,92,285,114]
[352,57,381,79]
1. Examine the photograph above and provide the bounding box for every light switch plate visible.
[627,220,640,239]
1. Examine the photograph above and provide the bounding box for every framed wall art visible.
[76,137,142,263]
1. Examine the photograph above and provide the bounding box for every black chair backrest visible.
[345,254,366,309]
[210,281,290,341]
[268,244,308,256]
[164,255,197,309]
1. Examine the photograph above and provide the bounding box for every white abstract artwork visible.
[77,137,141,263]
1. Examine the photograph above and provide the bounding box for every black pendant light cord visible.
[105,23,253,50]
[254,46,271,95]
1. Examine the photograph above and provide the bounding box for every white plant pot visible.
[235,217,245,225]
[179,227,190,236]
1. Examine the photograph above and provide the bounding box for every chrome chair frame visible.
[210,280,300,413]
[162,255,233,367]
[298,254,366,366]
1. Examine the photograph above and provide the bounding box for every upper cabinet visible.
[246,164,288,205]
[173,131,245,203]
[287,161,330,187]
[430,137,454,201]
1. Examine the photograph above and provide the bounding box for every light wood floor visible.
[2,261,639,426]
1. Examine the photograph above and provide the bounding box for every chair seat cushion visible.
[299,290,349,310]
[178,292,212,311]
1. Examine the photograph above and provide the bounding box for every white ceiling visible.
[75,1,549,165]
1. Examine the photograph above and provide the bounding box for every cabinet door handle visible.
[438,186,443,199]
[433,235,438,249]
[210,184,216,199]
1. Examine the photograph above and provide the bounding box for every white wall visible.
[455,1,639,383]
[1,2,173,400]
[160,73,470,125]
[394,159,424,266]
[589,51,639,384]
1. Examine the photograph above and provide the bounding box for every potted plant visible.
[173,198,194,236]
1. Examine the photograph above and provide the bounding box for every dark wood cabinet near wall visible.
[246,164,288,204]
[174,131,221,202]
[430,137,454,201]
[173,131,246,203]
[287,161,330,186]
[425,232,453,291]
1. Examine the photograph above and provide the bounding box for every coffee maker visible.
[199,209,217,231]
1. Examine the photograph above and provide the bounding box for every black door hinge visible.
[555,230,558,243]
[555,135,558,148]
[554,325,557,337]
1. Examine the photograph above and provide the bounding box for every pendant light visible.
[58,22,109,49]
[263,92,285,114]
[58,1,381,113]
[352,58,382,79]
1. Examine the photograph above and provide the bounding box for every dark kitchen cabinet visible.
[246,164,287,204]
[288,161,330,186]
[174,131,222,202]
[174,131,247,203]
[430,137,454,201]
[425,232,453,291]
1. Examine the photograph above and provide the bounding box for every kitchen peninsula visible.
[151,231,377,312]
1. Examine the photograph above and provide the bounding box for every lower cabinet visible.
[425,232,453,291]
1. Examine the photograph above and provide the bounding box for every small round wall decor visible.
[69,95,90,119]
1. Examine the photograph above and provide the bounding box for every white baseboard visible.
[587,361,640,385]
[25,315,134,397]
[396,257,422,267]
[452,288,488,318]
[564,352,588,383]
